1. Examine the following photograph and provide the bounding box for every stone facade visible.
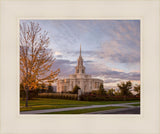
[57,45,103,93]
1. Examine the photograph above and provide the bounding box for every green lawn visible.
[131,103,140,106]
[43,106,125,114]
[20,98,140,111]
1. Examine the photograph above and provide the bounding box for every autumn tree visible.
[41,83,47,93]
[117,81,132,100]
[48,83,53,93]
[20,22,60,107]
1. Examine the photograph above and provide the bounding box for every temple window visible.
[95,82,99,88]
[82,69,84,73]
[77,69,79,73]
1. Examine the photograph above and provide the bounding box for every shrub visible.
[80,93,140,101]
[20,89,39,100]
[38,93,78,100]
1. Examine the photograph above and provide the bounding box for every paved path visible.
[21,102,139,114]
[86,107,140,114]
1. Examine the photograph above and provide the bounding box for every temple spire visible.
[75,44,85,74]
[80,44,81,57]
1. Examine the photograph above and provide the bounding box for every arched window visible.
[82,69,84,73]
[77,69,79,73]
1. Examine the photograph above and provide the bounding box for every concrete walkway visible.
[87,106,140,114]
[20,102,140,114]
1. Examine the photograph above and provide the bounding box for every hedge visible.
[37,93,140,101]
[38,93,78,100]
[80,94,140,101]
[20,89,39,100]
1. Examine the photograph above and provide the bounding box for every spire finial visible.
[80,44,81,56]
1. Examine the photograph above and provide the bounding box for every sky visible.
[20,20,140,89]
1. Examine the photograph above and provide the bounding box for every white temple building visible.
[57,45,103,93]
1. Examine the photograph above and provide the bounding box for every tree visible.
[48,83,53,93]
[114,89,121,96]
[97,84,106,95]
[20,83,25,100]
[134,84,140,95]
[106,88,115,96]
[72,85,80,94]
[117,81,132,100]
[41,83,46,93]
[20,22,60,107]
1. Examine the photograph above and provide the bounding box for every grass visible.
[20,98,140,111]
[43,106,125,114]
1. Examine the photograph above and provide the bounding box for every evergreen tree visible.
[72,85,80,94]
[98,84,106,95]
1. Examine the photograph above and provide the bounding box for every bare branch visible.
[20,21,60,91]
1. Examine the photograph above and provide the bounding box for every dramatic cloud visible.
[52,58,140,88]
[85,62,140,81]
[102,70,140,81]
[52,59,75,77]
[21,20,140,88]
[99,40,140,64]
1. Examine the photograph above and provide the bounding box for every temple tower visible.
[75,45,85,74]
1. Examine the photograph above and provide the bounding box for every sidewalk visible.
[20,102,140,114]
[87,106,140,114]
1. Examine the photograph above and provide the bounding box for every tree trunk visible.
[25,86,29,107]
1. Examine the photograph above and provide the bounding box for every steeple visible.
[75,44,85,74]
[78,45,83,66]
[80,44,81,57]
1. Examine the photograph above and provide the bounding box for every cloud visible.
[102,70,140,81]
[34,20,140,86]
[56,55,63,58]
[52,58,95,77]
[53,58,140,81]
[54,51,62,56]
[51,57,140,89]
[54,51,63,58]
[99,40,140,64]
[83,61,140,83]
[104,79,120,83]
[52,59,76,77]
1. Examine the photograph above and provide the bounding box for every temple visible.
[57,45,103,93]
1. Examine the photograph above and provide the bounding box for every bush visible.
[38,93,78,100]
[37,93,139,101]
[80,93,140,101]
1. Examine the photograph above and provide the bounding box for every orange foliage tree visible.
[20,22,60,107]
